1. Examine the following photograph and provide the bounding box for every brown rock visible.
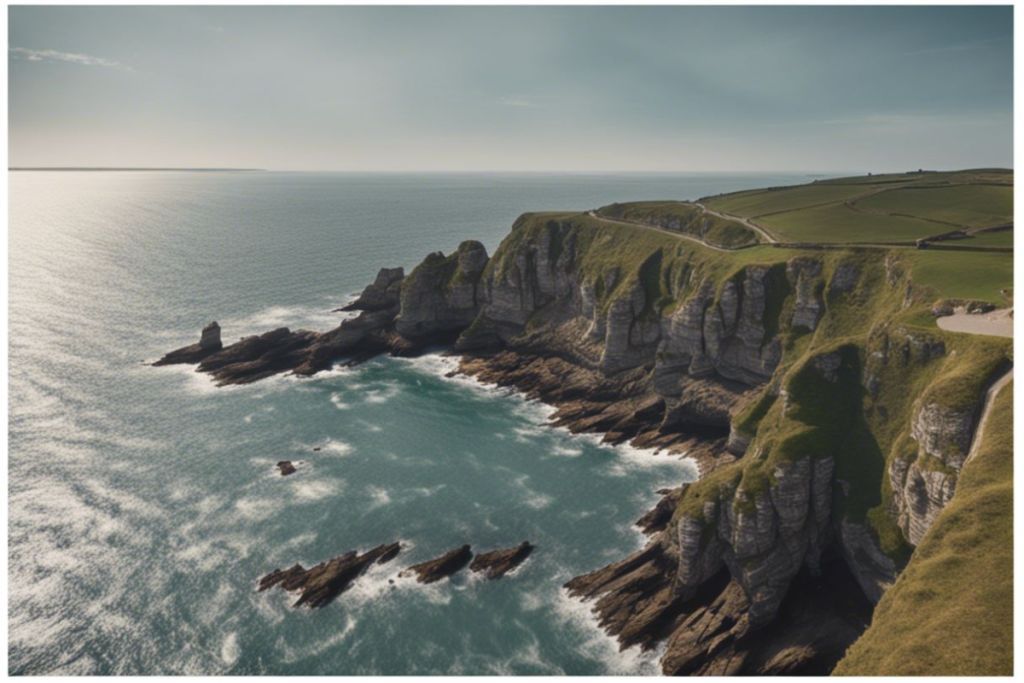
[277,461,296,476]
[152,322,223,366]
[469,541,534,579]
[636,486,686,534]
[402,545,473,584]
[257,542,402,609]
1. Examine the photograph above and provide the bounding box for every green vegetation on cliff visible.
[594,200,759,248]
[834,382,1013,676]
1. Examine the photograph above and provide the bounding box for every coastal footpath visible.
[156,188,1013,674]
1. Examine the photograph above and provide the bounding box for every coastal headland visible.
[155,170,1014,675]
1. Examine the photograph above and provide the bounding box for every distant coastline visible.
[9,167,265,172]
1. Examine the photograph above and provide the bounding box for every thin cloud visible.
[10,47,130,70]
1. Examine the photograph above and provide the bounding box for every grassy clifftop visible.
[834,381,1013,675]
[594,200,760,248]
[704,169,1013,245]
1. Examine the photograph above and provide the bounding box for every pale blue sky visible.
[8,6,1014,171]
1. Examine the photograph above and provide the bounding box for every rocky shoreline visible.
[156,211,1007,675]
[153,232,841,672]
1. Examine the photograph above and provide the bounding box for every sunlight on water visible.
[8,170,809,674]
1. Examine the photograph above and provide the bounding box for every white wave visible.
[233,497,278,521]
[396,353,517,400]
[551,585,665,675]
[289,477,344,502]
[313,438,353,457]
[512,425,544,443]
[359,420,383,433]
[551,444,583,457]
[364,381,401,404]
[329,392,351,410]
[367,486,391,509]
[219,301,358,338]
[410,484,447,497]
[219,632,240,666]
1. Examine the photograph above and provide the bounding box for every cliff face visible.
[155,210,1011,674]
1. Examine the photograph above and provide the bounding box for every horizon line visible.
[8,166,1013,175]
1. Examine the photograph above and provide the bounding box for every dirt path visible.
[965,367,1013,466]
[692,203,778,243]
[584,211,736,253]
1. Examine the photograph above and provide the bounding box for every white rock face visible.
[674,455,835,627]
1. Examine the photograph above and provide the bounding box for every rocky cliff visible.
[154,209,1011,674]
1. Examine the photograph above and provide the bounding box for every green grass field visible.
[965,229,1014,248]
[705,183,870,218]
[703,169,1013,245]
[854,184,1012,228]
[835,382,1013,676]
[758,203,941,243]
[905,250,1013,303]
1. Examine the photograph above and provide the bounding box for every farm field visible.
[704,169,1013,245]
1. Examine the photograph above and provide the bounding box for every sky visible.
[7,5,1014,172]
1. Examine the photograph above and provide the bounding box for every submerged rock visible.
[258,542,401,609]
[469,542,534,579]
[402,545,473,584]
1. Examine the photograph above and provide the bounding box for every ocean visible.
[8,170,814,674]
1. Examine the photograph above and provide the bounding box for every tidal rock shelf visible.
[469,541,534,579]
[401,545,474,584]
[259,542,402,609]
[261,542,535,608]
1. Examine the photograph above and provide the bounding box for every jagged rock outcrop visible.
[198,327,320,384]
[402,545,473,584]
[152,321,223,365]
[787,258,823,331]
[343,267,404,312]
[673,456,835,626]
[636,487,686,534]
[469,542,534,579]
[888,398,976,546]
[258,542,401,608]
[828,261,860,297]
[655,267,783,391]
[396,241,488,341]
[276,460,296,476]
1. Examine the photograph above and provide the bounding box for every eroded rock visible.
[258,542,401,608]
[469,541,534,579]
[402,545,473,584]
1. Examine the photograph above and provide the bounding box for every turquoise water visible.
[9,171,811,675]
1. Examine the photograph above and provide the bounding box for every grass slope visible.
[906,250,1013,304]
[834,381,1013,676]
[594,201,759,248]
[703,169,1014,245]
